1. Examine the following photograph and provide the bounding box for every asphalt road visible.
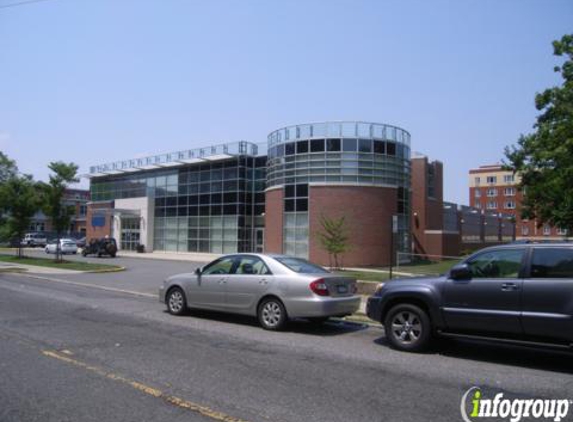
[1,269,572,422]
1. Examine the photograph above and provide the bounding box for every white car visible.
[45,240,78,255]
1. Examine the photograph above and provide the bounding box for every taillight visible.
[309,279,330,296]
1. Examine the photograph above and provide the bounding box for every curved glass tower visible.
[265,121,411,264]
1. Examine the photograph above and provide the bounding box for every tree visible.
[0,175,41,258]
[504,34,573,233]
[0,151,17,185]
[316,215,350,269]
[39,162,79,262]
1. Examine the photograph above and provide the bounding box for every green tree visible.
[317,215,350,269]
[504,34,573,233]
[0,151,17,185]
[39,162,79,262]
[0,175,41,258]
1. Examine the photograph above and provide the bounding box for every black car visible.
[82,237,118,258]
[367,243,573,352]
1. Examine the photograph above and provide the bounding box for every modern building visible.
[469,164,568,240]
[86,122,411,266]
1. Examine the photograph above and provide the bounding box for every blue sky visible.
[0,0,571,204]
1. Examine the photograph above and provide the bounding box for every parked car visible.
[81,237,118,258]
[159,254,360,330]
[366,243,573,352]
[45,240,78,255]
[76,237,86,248]
[21,233,48,247]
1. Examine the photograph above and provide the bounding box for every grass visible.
[0,254,124,272]
[334,270,390,283]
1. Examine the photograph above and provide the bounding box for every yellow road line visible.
[42,350,249,422]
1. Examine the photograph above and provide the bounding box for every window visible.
[326,138,341,152]
[310,139,325,153]
[543,225,551,235]
[466,249,525,279]
[487,201,497,210]
[474,190,481,198]
[474,202,482,209]
[202,256,236,275]
[531,248,573,278]
[521,225,529,236]
[358,139,372,153]
[557,228,568,236]
[486,188,497,197]
[504,187,515,196]
[235,256,271,275]
[386,142,396,156]
[373,140,385,154]
[487,176,497,184]
[296,140,309,154]
[504,201,516,209]
[276,257,328,274]
[285,143,295,156]
[503,174,515,183]
[474,177,480,185]
[342,138,357,152]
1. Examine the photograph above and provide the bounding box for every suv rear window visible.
[531,248,573,278]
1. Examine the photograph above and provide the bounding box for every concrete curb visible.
[83,266,126,274]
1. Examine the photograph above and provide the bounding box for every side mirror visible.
[449,264,471,281]
[195,267,202,276]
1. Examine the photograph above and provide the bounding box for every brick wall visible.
[264,188,283,254]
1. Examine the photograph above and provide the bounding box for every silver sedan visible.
[159,253,360,330]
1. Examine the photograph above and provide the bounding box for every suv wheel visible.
[258,297,287,331]
[384,304,431,352]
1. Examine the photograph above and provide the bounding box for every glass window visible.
[373,141,385,154]
[235,256,272,275]
[531,248,573,278]
[386,142,396,156]
[285,143,295,156]
[285,185,295,198]
[285,199,295,212]
[310,139,325,152]
[296,198,308,212]
[276,257,329,274]
[358,139,372,153]
[342,139,357,152]
[295,184,308,197]
[466,249,525,279]
[202,256,236,275]
[326,138,341,152]
[296,140,309,154]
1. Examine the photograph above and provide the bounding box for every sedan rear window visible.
[276,257,329,274]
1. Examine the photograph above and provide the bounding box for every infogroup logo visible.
[460,387,571,422]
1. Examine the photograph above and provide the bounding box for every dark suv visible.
[366,243,573,352]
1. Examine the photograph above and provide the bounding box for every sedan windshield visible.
[275,257,329,274]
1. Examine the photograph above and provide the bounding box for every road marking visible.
[42,350,249,422]
[8,273,156,298]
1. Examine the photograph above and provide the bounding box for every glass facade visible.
[267,121,412,257]
[90,155,266,254]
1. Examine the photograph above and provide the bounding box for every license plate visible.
[337,285,348,294]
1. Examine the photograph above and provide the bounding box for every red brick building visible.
[469,164,569,240]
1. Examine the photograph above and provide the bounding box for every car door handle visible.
[259,278,268,285]
[218,278,227,284]
[501,283,519,291]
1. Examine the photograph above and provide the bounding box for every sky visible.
[0,0,571,205]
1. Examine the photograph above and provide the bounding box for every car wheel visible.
[258,297,287,331]
[45,248,49,254]
[384,304,431,352]
[166,287,187,316]
[307,317,329,325]
[81,250,87,257]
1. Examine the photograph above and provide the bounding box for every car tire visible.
[81,250,87,257]
[166,287,187,316]
[384,304,431,352]
[258,297,288,331]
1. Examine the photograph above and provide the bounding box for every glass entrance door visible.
[255,228,264,253]
[120,217,141,251]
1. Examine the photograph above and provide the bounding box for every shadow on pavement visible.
[373,335,573,374]
[168,309,369,336]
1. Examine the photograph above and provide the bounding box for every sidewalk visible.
[0,262,82,275]
[117,250,219,263]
